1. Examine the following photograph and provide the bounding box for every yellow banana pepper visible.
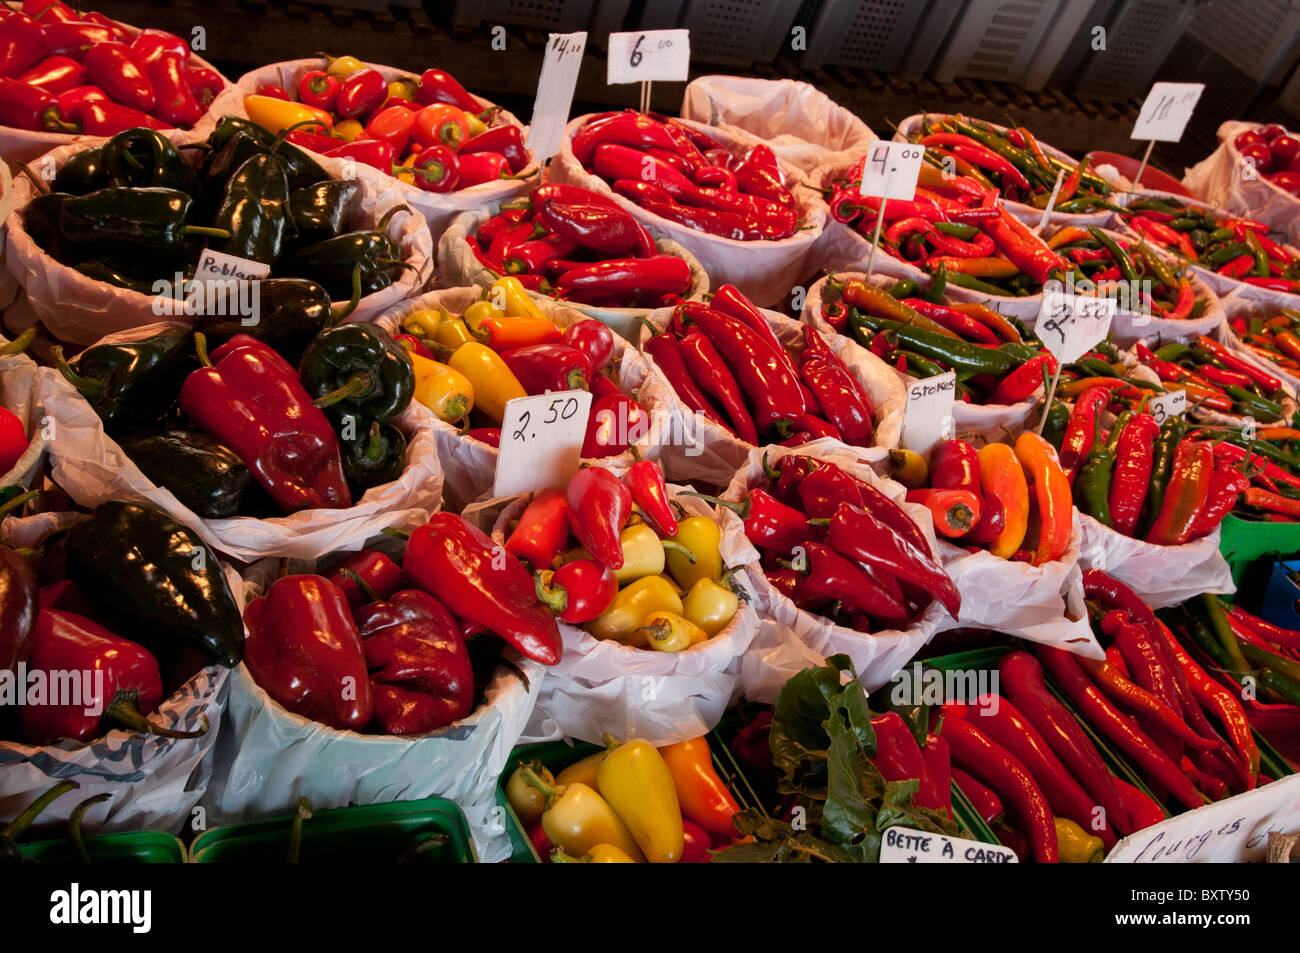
[410,352,474,423]
[1055,818,1104,863]
[597,735,683,863]
[448,342,526,423]
[517,764,644,861]
[243,94,332,134]
[504,760,553,829]
[434,315,475,352]
[463,299,504,332]
[640,611,707,652]
[388,77,418,100]
[665,516,723,590]
[488,276,546,321]
[584,576,683,646]
[550,844,637,863]
[334,119,364,142]
[887,448,929,490]
[682,571,739,636]
[658,574,685,597]
[556,751,607,789]
[325,54,366,77]
[401,308,442,339]
[464,110,489,138]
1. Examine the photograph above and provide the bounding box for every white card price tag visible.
[859,140,925,201]
[1131,82,1204,142]
[1035,290,1116,365]
[493,390,593,498]
[527,32,587,162]
[1148,389,1186,424]
[186,249,271,325]
[900,371,956,458]
[880,826,1018,864]
[607,30,690,85]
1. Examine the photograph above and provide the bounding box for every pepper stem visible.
[549,848,588,863]
[16,162,49,195]
[363,421,384,461]
[601,732,623,752]
[2,780,78,842]
[286,797,312,864]
[761,451,781,481]
[0,490,36,521]
[381,526,411,540]
[337,568,379,605]
[534,570,567,615]
[105,691,211,739]
[0,326,35,355]
[680,490,748,518]
[67,793,112,863]
[327,266,363,326]
[660,540,696,563]
[193,331,213,368]
[313,372,372,409]
[49,346,104,399]
[375,205,412,233]
[515,762,558,805]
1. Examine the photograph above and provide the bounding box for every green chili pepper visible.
[1040,400,1070,449]
[886,278,919,299]
[848,312,1021,376]
[1140,416,1187,534]
[925,260,947,303]
[933,221,979,240]
[1088,225,1139,282]
[1075,356,1119,378]
[1159,608,1234,671]
[1259,669,1300,705]
[894,349,947,378]
[1225,384,1283,420]
[1245,229,1270,278]
[1200,595,1251,675]
[943,270,1007,296]
[1155,342,1190,362]
[1201,242,1251,268]
[1075,412,1125,527]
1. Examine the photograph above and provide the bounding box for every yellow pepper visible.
[658,573,685,597]
[597,735,683,863]
[463,299,504,332]
[887,448,929,489]
[410,352,474,423]
[556,751,606,789]
[1055,818,1104,863]
[517,764,644,861]
[334,119,364,142]
[434,315,475,352]
[558,524,695,585]
[448,342,526,423]
[585,576,683,646]
[401,308,442,339]
[464,110,489,138]
[243,94,332,135]
[665,516,722,590]
[395,152,416,186]
[640,611,707,652]
[505,760,553,830]
[325,54,366,78]
[388,77,419,100]
[550,844,638,863]
[488,276,546,321]
[681,572,739,636]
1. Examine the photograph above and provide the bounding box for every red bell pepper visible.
[82,41,154,112]
[298,69,340,111]
[566,467,632,570]
[562,319,614,376]
[146,50,202,128]
[0,77,75,131]
[184,64,223,106]
[403,513,562,666]
[356,589,474,734]
[335,67,386,119]
[506,487,570,570]
[499,343,590,393]
[326,549,404,611]
[179,334,351,513]
[17,55,84,94]
[244,575,374,731]
[535,559,618,624]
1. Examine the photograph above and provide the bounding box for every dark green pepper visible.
[117,428,252,518]
[22,191,68,259]
[886,278,919,299]
[1201,242,1250,268]
[299,322,415,425]
[52,147,106,195]
[341,419,406,491]
[101,128,199,196]
[942,269,1008,296]
[924,260,947,304]
[210,152,290,266]
[73,260,174,296]
[289,179,362,249]
[48,327,195,435]
[848,309,1020,377]
[282,205,412,300]
[1075,411,1125,528]
[1140,415,1186,534]
[1225,384,1284,420]
[206,116,330,191]
[65,500,243,668]
[1040,400,1070,449]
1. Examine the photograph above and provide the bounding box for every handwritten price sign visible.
[1148,389,1187,424]
[527,32,587,161]
[607,30,690,84]
[493,390,593,497]
[1036,290,1117,365]
[860,140,925,201]
[1132,82,1204,142]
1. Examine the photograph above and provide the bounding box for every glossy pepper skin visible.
[210,152,290,266]
[289,180,362,249]
[244,575,374,731]
[535,559,618,624]
[193,277,353,366]
[340,420,406,491]
[566,468,631,571]
[623,460,677,536]
[1148,441,1213,546]
[666,515,723,590]
[181,334,352,512]
[48,327,193,436]
[1107,413,1158,537]
[1014,432,1072,565]
[356,589,474,734]
[871,712,943,811]
[207,116,329,190]
[404,513,562,666]
[518,765,644,861]
[597,735,684,863]
[118,428,251,519]
[791,542,910,626]
[0,545,37,677]
[66,500,244,668]
[658,736,740,837]
[101,128,198,194]
[299,323,415,425]
[283,206,410,299]
[506,488,570,570]
[1058,385,1112,485]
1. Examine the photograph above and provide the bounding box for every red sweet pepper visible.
[642,331,728,431]
[825,502,960,617]
[788,542,910,626]
[409,144,459,192]
[0,12,48,79]
[65,97,166,134]
[183,64,223,107]
[677,330,759,444]
[506,488,571,570]
[82,41,154,112]
[298,69,340,111]
[335,67,386,119]
[326,549,404,611]
[17,55,84,94]
[0,76,75,131]
[563,319,614,376]
[566,467,632,570]
[146,50,202,128]
[41,21,116,60]
[461,124,529,174]
[623,460,678,536]
[129,29,189,67]
[535,559,618,624]
[456,152,511,188]
[413,68,479,113]
[364,104,415,155]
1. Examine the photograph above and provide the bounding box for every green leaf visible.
[818,702,885,862]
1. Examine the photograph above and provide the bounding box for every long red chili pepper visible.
[791,542,910,625]
[1197,335,1282,395]
[692,489,820,556]
[613,179,757,241]
[798,355,875,447]
[1107,413,1157,536]
[642,331,729,431]
[1187,462,1249,539]
[990,354,1055,404]
[623,460,677,536]
[1077,651,1220,751]
[677,331,759,444]
[1059,385,1113,484]
[1227,606,1300,652]
[566,467,631,571]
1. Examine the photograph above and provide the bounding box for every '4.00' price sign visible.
[607,30,690,85]
[494,390,593,497]
[859,140,925,201]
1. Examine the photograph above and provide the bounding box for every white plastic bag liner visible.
[202,555,545,863]
[207,57,539,237]
[0,512,234,836]
[0,160,19,312]
[38,321,444,563]
[373,287,664,512]
[679,75,876,177]
[803,271,1040,440]
[0,331,47,489]
[548,114,826,308]
[436,200,710,341]
[1183,120,1300,249]
[1076,513,1234,609]
[484,489,759,747]
[635,302,905,486]
[5,134,433,346]
[0,18,231,166]
[894,114,1115,230]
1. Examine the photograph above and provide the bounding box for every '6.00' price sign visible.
[607,30,691,84]
[494,391,593,497]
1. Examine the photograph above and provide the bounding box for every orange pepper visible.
[1014,432,1072,565]
[977,443,1029,559]
[1046,226,1091,250]
[929,255,1020,278]
[657,737,740,838]
[949,301,1022,343]
[475,316,561,351]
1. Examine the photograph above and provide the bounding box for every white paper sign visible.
[1035,289,1117,365]
[186,249,271,325]
[880,826,1018,864]
[527,32,587,162]
[493,390,593,498]
[859,140,925,201]
[1131,82,1205,143]
[1148,389,1186,424]
[900,371,956,458]
[1105,774,1300,863]
[607,30,690,85]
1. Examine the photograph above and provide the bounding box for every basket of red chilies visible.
[0,1,230,163]
[437,182,711,341]
[549,111,826,308]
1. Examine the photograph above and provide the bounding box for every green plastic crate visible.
[1219,514,1300,588]
[19,831,186,864]
[190,798,476,864]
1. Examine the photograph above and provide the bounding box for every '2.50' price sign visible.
[1036,289,1117,365]
[494,391,593,497]
[607,30,691,84]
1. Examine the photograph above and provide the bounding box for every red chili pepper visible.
[938,708,1058,862]
[997,649,1130,832]
[468,427,501,447]
[710,283,791,370]
[335,67,386,119]
[505,487,571,571]
[1106,413,1158,537]
[325,549,404,611]
[794,463,863,519]
[405,513,562,665]
[907,488,982,537]
[978,206,1066,284]
[146,50,201,128]
[695,165,736,191]
[297,69,339,111]
[623,460,677,536]
[413,68,479,113]
[1227,606,1300,652]
[356,589,474,734]
[990,354,1055,404]
[582,391,648,458]
[0,12,48,79]
[363,104,415,154]
[732,144,793,207]
[1059,385,1112,484]
[258,83,290,100]
[17,55,83,94]
[557,256,692,303]
[953,768,1003,824]
[129,29,188,67]
[1208,441,1300,488]
[674,331,756,441]
[82,41,153,112]
[1187,462,1250,540]
[325,137,395,174]
[697,488,821,557]
[0,76,75,131]
[179,334,351,512]
[504,236,578,276]
[63,96,164,134]
[461,124,529,174]
[477,207,530,247]
[565,467,632,571]
[642,332,730,432]
[455,151,512,188]
[183,64,223,107]
[1148,441,1214,546]
[613,179,758,241]
[1197,335,1282,394]
[571,112,679,166]
[500,343,589,393]
[285,128,347,155]
[19,609,205,745]
[487,221,541,268]
[871,713,940,807]
[563,319,614,376]
[41,21,117,61]
[538,197,640,257]
[535,559,618,624]
[826,502,960,617]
